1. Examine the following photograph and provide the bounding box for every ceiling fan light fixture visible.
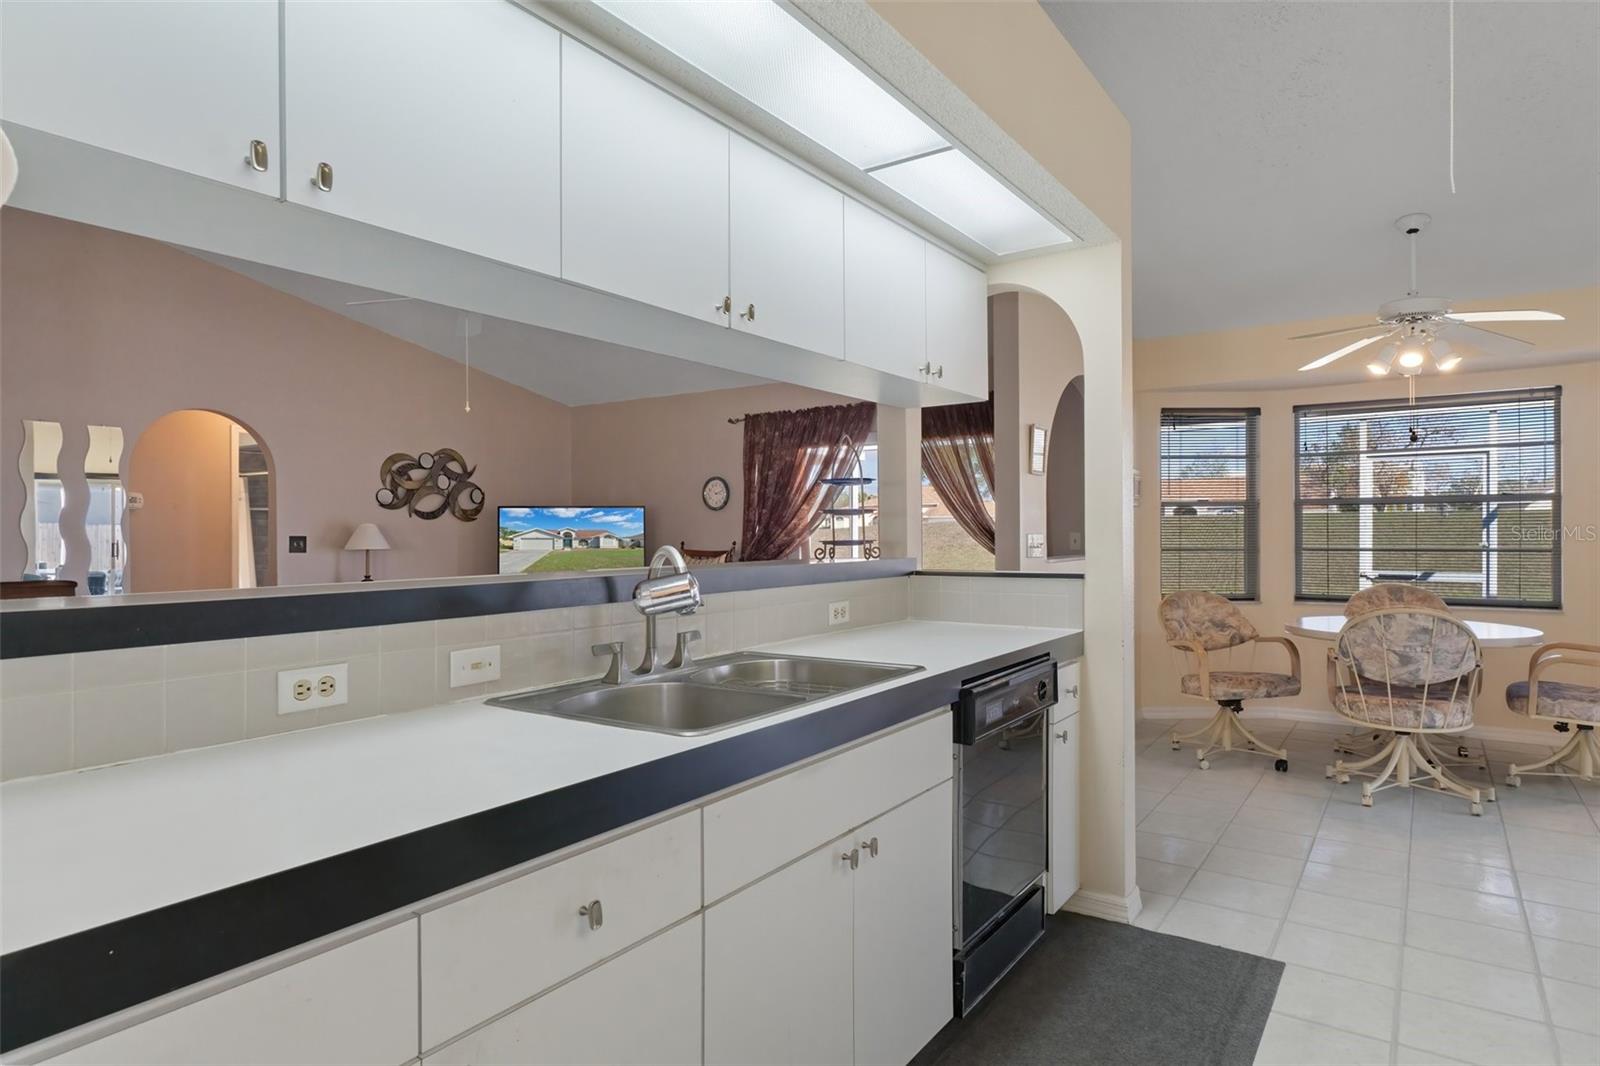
[1367,360,1392,376]
[1397,348,1427,369]
[1436,354,1463,371]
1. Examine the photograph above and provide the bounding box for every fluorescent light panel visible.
[870,148,1072,256]
[594,0,946,170]
[595,0,1074,256]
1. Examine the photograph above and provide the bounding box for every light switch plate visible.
[277,663,348,715]
[450,645,502,688]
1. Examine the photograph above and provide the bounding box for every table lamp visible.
[343,523,390,582]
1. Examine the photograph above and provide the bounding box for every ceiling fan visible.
[1294,214,1564,377]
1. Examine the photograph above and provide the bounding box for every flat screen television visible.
[497,506,646,575]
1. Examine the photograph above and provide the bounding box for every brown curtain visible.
[921,400,997,555]
[741,401,877,562]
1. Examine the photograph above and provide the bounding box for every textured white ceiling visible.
[1044,1,1600,339]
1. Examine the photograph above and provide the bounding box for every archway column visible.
[991,242,1140,922]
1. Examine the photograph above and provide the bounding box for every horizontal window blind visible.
[1295,386,1561,608]
[1160,408,1260,600]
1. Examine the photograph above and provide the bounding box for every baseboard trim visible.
[1139,705,1558,747]
[1062,886,1143,924]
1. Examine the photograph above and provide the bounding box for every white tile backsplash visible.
[0,575,929,780]
[909,574,1083,631]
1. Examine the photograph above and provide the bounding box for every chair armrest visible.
[1528,643,1600,716]
[1252,635,1302,682]
[1168,639,1212,701]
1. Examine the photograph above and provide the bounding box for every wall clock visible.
[702,476,730,511]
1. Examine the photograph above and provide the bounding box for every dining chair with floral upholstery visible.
[1333,584,1453,759]
[1327,605,1486,814]
[1159,590,1298,772]
[1504,642,1600,788]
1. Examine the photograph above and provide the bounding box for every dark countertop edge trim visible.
[0,558,917,660]
[0,629,1082,1053]
[913,570,1086,580]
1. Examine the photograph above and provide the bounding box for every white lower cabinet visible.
[423,917,702,1066]
[46,921,418,1066]
[705,779,954,1066]
[1046,661,1082,913]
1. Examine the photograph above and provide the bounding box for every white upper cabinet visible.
[284,0,561,276]
[0,0,279,197]
[843,200,927,382]
[926,243,991,399]
[561,38,730,325]
[729,136,845,357]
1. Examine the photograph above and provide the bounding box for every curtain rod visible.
[727,416,748,424]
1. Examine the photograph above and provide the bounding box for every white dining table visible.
[1286,614,1546,648]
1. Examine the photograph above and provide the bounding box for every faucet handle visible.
[590,641,625,684]
[666,629,701,670]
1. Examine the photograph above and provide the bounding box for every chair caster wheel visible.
[1360,793,1373,807]
[1170,741,1180,751]
[1198,759,1211,770]
[1325,765,1335,779]
[1485,788,1497,803]
[1457,745,1471,759]
[1274,759,1289,773]
[1338,774,1350,784]
[1505,775,1520,788]
[1470,802,1483,817]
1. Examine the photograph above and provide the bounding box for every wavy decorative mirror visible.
[17,419,64,581]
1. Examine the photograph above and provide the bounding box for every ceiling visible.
[1044,1,1600,340]
[192,253,773,407]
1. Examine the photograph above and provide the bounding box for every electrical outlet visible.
[828,600,850,626]
[1069,531,1083,552]
[450,644,502,688]
[277,663,348,715]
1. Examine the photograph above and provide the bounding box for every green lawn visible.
[523,548,645,573]
[921,519,995,571]
[1162,506,1555,603]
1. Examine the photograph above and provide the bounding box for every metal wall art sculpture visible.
[376,449,484,522]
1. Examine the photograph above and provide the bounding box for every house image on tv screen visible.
[498,506,646,574]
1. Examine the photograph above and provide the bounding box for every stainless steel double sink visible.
[487,651,919,736]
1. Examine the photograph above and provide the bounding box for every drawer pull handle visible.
[1062,684,1079,698]
[860,836,879,859]
[841,848,859,870]
[578,899,603,930]
[312,161,333,192]
[245,139,269,172]
[1056,730,1070,743]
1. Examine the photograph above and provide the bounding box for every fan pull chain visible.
[1448,0,1456,195]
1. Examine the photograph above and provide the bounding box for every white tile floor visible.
[1132,715,1600,1066]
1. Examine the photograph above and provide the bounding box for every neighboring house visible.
[509,527,632,551]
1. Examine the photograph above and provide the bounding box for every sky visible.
[499,506,645,536]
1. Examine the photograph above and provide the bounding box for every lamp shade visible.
[344,523,390,552]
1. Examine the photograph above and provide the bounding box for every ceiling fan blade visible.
[1439,322,1534,358]
[1297,332,1393,372]
[1288,322,1385,340]
[1446,310,1565,323]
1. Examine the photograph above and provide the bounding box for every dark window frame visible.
[1159,407,1261,601]
[1293,386,1562,610]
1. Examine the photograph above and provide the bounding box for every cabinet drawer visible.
[703,713,951,901]
[48,921,418,1065]
[419,810,700,1050]
[424,918,701,1066]
[1052,661,1081,725]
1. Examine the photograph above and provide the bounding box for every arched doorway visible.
[1047,375,1085,557]
[127,410,274,593]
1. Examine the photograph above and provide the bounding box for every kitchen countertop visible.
[2,621,1075,956]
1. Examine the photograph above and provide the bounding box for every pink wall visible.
[570,383,867,559]
[127,409,237,593]
[1,209,573,587]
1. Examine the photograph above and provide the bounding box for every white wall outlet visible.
[450,644,502,688]
[277,663,348,715]
[828,600,850,626]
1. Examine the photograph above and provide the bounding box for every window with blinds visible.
[1160,409,1260,599]
[1295,386,1561,608]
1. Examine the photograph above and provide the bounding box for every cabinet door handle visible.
[859,836,879,859]
[245,139,269,172]
[1062,684,1079,698]
[933,363,944,379]
[715,296,731,315]
[918,361,933,378]
[739,302,756,321]
[1055,730,1070,743]
[578,899,603,930]
[840,848,859,870]
[312,162,333,192]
